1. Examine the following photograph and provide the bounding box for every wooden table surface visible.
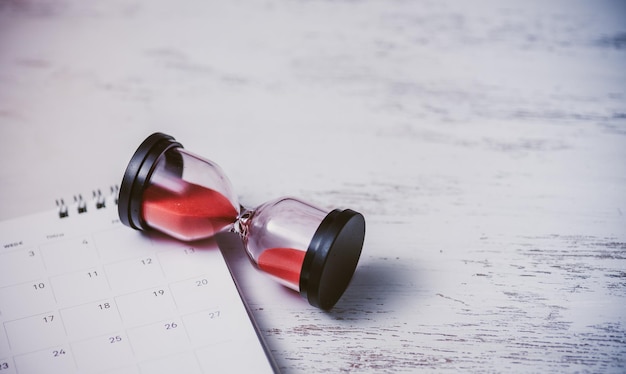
[1,1,625,372]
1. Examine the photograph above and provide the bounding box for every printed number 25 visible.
[109,336,122,343]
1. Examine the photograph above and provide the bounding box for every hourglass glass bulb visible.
[118,133,239,241]
[236,197,365,309]
[118,133,366,309]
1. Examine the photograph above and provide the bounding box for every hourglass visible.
[118,133,365,310]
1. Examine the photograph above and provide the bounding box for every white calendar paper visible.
[0,204,275,374]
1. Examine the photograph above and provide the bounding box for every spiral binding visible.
[56,185,119,218]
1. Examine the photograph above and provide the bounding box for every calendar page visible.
[0,205,275,374]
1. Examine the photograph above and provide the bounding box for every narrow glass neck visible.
[233,205,254,241]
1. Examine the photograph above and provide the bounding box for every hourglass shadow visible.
[215,231,277,300]
[143,229,220,249]
[326,253,421,319]
[215,231,417,319]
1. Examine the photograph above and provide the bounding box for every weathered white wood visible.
[0,0,624,372]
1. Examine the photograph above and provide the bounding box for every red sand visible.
[142,181,238,241]
[258,247,306,287]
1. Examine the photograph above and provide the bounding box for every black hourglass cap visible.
[118,132,182,231]
[300,209,366,310]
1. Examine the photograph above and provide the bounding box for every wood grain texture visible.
[0,0,624,372]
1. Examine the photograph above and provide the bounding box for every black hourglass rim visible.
[300,209,366,310]
[118,132,183,230]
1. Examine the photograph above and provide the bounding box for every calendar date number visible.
[109,335,122,343]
